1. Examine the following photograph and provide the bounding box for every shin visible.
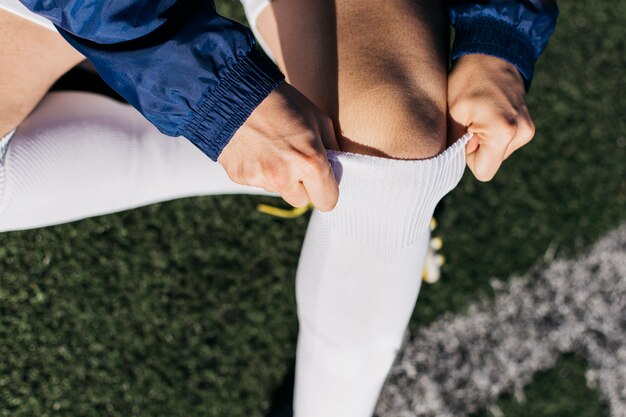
[241,0,468,415]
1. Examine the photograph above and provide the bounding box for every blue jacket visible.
[20,0,557,161]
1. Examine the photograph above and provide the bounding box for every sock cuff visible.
[317,133,472,249]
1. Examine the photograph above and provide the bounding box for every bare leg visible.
[255,0,449,158]
[0,9,83,136]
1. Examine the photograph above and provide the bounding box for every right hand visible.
[447,54,535,182]
[218,82,340,211]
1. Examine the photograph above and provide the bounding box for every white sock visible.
[0,92,273,233]
[240,0,275,62]
[294,135,471,417]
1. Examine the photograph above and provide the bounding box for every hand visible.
[218,82,340,211]
[447,54,536,182]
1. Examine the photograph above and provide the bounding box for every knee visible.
[337,84,446,160]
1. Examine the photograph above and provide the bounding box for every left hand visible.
[447,54,536,182]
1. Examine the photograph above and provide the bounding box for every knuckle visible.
[226,169,243,185]
[521,120,536,142]
[294,135,323,158]
[240,167,259,186]
[502,115,519,129]
[246,172,267,188]
[299,153,326,177]
[264,164,290,190]
[496,116,518,139]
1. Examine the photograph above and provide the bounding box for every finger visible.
[466,133,479,155]
[249,177,279,194]
[251,180,279,194]
[467,139,504,182]
[299,156,339,212]
[468,113,519,181]
[466,150,476,179]
[279,180,310,208]
[238,169,279,194]
[503,118,535,160]
[468,130,512,182]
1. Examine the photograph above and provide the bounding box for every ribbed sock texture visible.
[294,133,471,417]
[0,92,272,233]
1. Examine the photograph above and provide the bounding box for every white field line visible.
[377,223,626,417]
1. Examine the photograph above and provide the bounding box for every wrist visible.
[452,54,525,88]
[181,49,285,161]
[451,17,535,90]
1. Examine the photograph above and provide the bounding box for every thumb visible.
[465,133,479,155]
[467,132,508,182]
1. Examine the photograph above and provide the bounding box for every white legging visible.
[0,92,271,231]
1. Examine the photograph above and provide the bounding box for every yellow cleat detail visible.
[257,202,313,218]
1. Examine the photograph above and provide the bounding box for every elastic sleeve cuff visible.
[181,49,285,161]
[451,17,536,91]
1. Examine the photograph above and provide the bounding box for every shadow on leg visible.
[256,0,449,159]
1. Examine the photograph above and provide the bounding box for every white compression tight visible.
[0,92,272,232]
[0,91,470,416]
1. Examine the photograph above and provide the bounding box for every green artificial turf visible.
[415,0,626,327]
[1,1,624,416]
[1,196,306,417]
[470,355,609,417]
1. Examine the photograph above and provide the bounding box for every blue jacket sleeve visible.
[448,0,559,88]
[19,0,285,161]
